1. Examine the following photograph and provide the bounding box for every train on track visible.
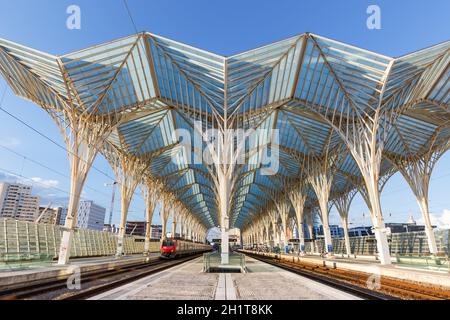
[160,238,211,258]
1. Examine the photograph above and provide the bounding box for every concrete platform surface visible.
[0,254,159,290]
[91,257,218,300]
[234,257,359,300]
[91,256,359,300]
[249,251,450,290]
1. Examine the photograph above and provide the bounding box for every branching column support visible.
[178,212,185,239]
[288,183,308,254]
[254,224,259,246]
[141,178,159,255]
[250,226,256,246]
[262,215,271,246]
[105,147,142,257]
[178,211,185,239]
[392,142,449,254]
[274,195,291,251]
[160,196,172,244]
[217,170,232,264]
[308,165,334,255]
[289,217,296,241]
[252,224,257,246]
[356,169,391,264]
[182,215,188,240]
[307,38,397,264]
[333,190,357,257]
[305,209,316,253]
[187,215,194,241]
[259,222,265,246]
[56,109,114,265]
[191,222,197,242]
[194,223,200,242]
[354,169,395,262]
[268,210,279,248]
[171,208,178,237]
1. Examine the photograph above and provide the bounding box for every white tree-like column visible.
[388,138,450,254]
[274,195,291,251]
[333,189,357,257]
[159,196,172,244]
[308,163,335,255]
[288,182,308,254]
[141,178,159,255]
[104,147,143,257]
[304,209,316,253]
[268,210,279,248]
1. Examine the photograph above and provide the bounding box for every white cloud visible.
[417,209,450,230]
[0,171,17,183]
[0,172,67,206]
[0,137,21,148]
[30,177,59,189]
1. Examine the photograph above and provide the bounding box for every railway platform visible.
[90,256,360,300]
[244,250,450,291]
[0,253,159,291]
[1,251,448,300]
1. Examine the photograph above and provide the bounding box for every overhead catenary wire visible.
[0,83,148,218]
[123,0,139,34]
[0,166,145,218]
[0,143,112,200]
[0,83,148,203]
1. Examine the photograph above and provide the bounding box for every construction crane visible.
[36,202,53,224]
[105,181,118,231]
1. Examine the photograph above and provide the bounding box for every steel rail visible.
[0,252,207,300]
[243,251,450,300]
[242,251,396,300]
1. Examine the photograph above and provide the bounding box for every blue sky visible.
[0,0,449,229]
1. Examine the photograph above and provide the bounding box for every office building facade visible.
[59,201,106,231]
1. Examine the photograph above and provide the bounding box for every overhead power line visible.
[0,84,147,216]
[0,84,148,200]
[123,0,139,33]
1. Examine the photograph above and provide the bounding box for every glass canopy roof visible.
[0,32,448,229]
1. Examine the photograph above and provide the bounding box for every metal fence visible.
[307,230,449,256]
[0,218,160,259]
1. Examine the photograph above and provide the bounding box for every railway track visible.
[0,253,205,300]
[243,251,450,300]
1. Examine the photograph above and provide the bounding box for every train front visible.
[161,238,176,258]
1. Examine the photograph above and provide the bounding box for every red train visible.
[161,238,211,258]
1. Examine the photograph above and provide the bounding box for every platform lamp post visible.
[105,181,118,232]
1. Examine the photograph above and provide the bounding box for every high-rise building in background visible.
[126,221,146,236]
[59,200,106,231]
[150,225,162,239]
[58,207,68,226]
[77,201,106,231]
[0,182,39,222]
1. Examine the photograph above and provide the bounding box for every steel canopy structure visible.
[0,32,448,265]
